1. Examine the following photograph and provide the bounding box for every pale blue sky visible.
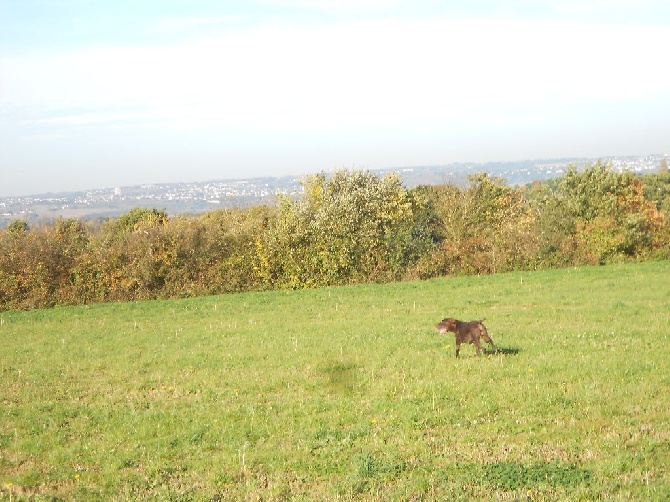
[1,0,669,196]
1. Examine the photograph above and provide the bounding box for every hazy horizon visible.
[3,153,666,200]
[2,1,669,197]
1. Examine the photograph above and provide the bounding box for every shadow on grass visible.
[487,346,521,356]
[321,360,360,395]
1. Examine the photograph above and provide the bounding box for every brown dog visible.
[435,317,498,357]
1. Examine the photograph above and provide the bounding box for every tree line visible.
[2,163,669,311]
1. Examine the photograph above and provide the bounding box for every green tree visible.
[108,207,168,238]
[523,178,580,268]
[256,170,434,288]
[7,219,29,234]
[642,171,670,214]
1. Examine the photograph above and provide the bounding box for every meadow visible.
[1,261,669,500]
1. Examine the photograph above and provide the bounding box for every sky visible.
[1,1,669,197]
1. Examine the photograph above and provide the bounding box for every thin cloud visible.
[259,0,403,14]
[21,103,226,130]
[5,18,668,117]
[19,133,68,142]
[546,0,669,18]
[148,15,247,34]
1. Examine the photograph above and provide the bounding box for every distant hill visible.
[1,154,666,227]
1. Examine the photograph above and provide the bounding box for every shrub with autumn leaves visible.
[1,164,668,310]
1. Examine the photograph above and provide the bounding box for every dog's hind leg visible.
[480,325,498,354]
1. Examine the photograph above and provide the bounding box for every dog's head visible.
[435,317,457,334]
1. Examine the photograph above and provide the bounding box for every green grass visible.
[1,261,669,500]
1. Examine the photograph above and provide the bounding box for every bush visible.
[1,167,668,311]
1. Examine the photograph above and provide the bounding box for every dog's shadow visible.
[487,346,521,356]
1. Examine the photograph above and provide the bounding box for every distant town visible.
[1,154,666,228]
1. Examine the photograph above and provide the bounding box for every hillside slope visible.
[1,261,668,500]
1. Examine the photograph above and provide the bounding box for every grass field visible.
[1,261,669,500]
